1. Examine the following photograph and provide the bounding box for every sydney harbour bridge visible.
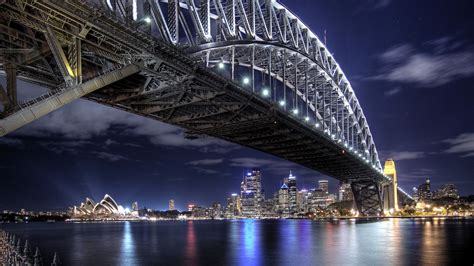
[0,0,412,216]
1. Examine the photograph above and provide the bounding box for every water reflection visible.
[120,222,136,265]
[0,218,471,265]
[185,221,197,266]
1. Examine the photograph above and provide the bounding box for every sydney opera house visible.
[71,194,136,219]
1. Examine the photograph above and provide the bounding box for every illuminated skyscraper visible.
[169,199,175,211]
[318,180,329,194]
[287,172,297,214]
[240,169,264,217]
[383,159,399,212]
[338,182,353,202]
[225,193,241,217]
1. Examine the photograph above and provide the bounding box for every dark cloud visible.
[370,38,474,87]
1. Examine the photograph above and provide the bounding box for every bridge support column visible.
[0,63,17,112]
[351,180,383,217]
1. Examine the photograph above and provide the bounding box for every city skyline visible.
[1,0,474,212]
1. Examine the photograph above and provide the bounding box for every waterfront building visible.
[383,159,399,212]
[240,169,264,217]
[72,194,128,218]
[297,189,310,213]
[287,172,298,214]
[338,182,353,202]
[169,199,175,211]
[277,183,289,216]
[225,193,241,218]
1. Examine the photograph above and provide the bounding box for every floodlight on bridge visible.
[304,116,310,122]
[218,62,225,69]
[292,109,299,115]
[143,17,151,24]
[262,89,270,97]
[242,77,250,85]
[279,100,285,106]
[315,123,321,128]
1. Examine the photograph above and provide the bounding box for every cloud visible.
[191,167,220,175]
[186,159,223,166]
[405,168,436,180]
[0,137,23,146]
[228,157,313,176]
[92,151,129,162]
[384,87,402,97]
[13,99,237,152]
[380,151,425,161]
[39,140,93,154]
[370,38,474,87]
[442,133,474,157]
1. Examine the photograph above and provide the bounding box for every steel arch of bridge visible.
[0,0,414,215]
[144,0,383,172]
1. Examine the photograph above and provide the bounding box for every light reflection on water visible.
[1,218,472,265]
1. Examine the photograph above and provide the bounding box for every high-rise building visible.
[169,199,175,211]
[287,172,297,214]
[417,179,432,201]
[278,183,289,216]
[225,193,241,217]
[240,169,264,217]
[297,189,310,213]
[383,159,399,211]
[318,180,329,194]
[338,182,353,202]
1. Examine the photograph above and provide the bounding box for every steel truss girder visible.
[351,181,383,216]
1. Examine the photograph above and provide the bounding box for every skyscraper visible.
[225,193,241,218]
[240,169,264,217]
[417,179,432,201]
[169,199,175,211]
[318,180,329,194]
[278,183,289,216]
[383,159,399,212]
[338,182,353,202]
[287,172,297,214]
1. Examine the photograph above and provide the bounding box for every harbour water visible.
[1,218,473,265]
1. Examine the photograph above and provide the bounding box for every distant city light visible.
[247,172,252,176]
[231,193,238,196]
[143,17,152,24]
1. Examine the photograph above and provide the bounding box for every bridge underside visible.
[85,71,384,216]
[0,0,398,216]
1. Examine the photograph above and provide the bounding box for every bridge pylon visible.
[351,181,383,216]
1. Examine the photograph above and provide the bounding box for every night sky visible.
[1,0,473,211]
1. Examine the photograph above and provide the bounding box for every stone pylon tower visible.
[383,159,399,212]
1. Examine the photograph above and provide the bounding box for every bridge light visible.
[218,62,225,69]
[143,17,152,24]
[365,149,369,153]
[243,77,250,85]
[292,109,299,115]
[305,116,309,122]
[279,100,286,106]
[331,134,336,139]
[262,89,270,97]
[315,123,320,128]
